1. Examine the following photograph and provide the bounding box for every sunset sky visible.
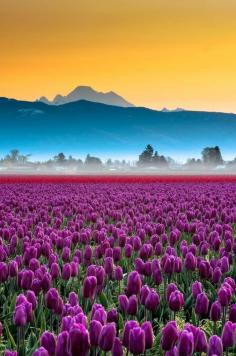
[1,0,236,112]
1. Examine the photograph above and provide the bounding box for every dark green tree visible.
[138,144,154,165]
[201,146,223,166]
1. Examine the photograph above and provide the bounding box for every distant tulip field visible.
[0,180,236,355]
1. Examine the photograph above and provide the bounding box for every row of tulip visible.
[0,182,235,355]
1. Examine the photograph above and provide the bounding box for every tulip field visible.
[1,180,236,355]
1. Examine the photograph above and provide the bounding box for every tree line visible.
[0,145,234,170]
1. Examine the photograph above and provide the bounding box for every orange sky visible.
[1,0,236,112]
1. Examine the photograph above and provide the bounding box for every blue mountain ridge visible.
[0,97,236,159]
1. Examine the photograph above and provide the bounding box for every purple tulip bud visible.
[218,286,231,306]
[208,335,223,356]
[126,271,142,296]
[112,337,123,356]
[118,295,129,313]
[210,301,221,322]
[114,266,123,281]
[185,252,197,271]
[68,323,90,356]
[0,262,8,282]
[127,295,138,315]
[4,351,17,356]
[195,292,209,316]
[221,321,236,349]
[50,263,60,279]
[178,330,194,356]
[191,281,203,300]
[229,304,236,322]
[55,331,69,356]
[104,257,114,276]
[161,321,179,351]
[141,321,154,349]
[98,323,116,352]
[40,331,56,356]
[212,267,222,284]
[13,305,27,326]
[168,290,184,312]
[107,308,118,323]
[62,263,71,281]
[90,320,102,347]
[124,244,133,258]
[26,290,37,310]
[9,260,18,277]
[32,347,49,356]
[21,270,34,290]
[45,288,59,311]
[129,327,145,355]
[92,307,107,325]
[166,283,178,302]
[41,273,52,292]
[140,285,150,305]
[82,276,97,299]
[68,292,78,307]
[194,327,208,353]
[145,289,160,312]
[123,320,139,348]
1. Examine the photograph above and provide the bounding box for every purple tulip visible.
[168,290,184,312]
[161,321,179,351]
[40,331,56,356]
[89,320,102,347]
[55,331,70,356]
[229,304,236,322]
[195,292,209,316]
[210,301,221,322]
[178,330,194,356]
[68,323,90,356]
[126,271,142,296]
[208,335,223,356]
[144,289,160,312]
[185,252,197,271]
[98,323,116,352]
[191,281,203,300]
[123,320,139,348]
[13,305,27,326]
[221,321,236,349]
[141,321,154,349]
[107,308,118,323]
[127,295,138,315]
[32,347,49,356]
[194,327,208,353]
[82,276,97,299]
[129,326,145,355]
[118,295,128,313]
[112,337,123,356]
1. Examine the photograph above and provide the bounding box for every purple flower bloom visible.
[89,320,102,347]
[129,327,145,355]
[161,321,179,351]
[178,330,194,356]
[98,323,116,352]
[168,290,184,312]
[112,337,123,356]
[195,292,209,316]
[126,271,142,296]
[191,281,203,300]
[221,321,236,349]
[68,323,90,356]
[40,331,56,356]
[208,335,223,356]
[141,321,154,349]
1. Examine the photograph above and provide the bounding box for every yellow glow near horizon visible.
[1,0,236,112]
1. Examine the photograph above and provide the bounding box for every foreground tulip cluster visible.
[0,182,236,355]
